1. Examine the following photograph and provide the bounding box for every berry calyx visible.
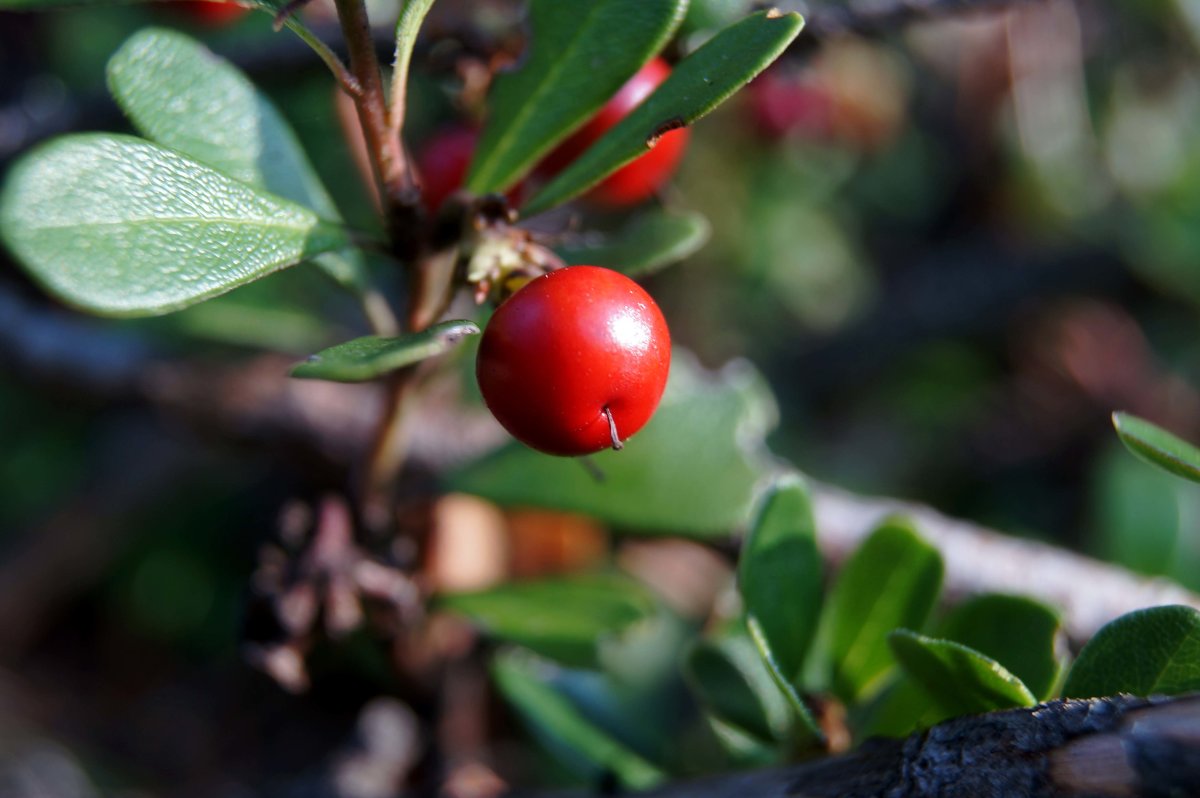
[475,266,671,457]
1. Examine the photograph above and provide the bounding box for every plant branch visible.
[332,0,417,233]
[803,0,1042,39]
[5,282,1198,642]
[508,694,1200,798]
[809,483,1200,643]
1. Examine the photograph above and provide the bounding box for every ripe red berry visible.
[415,126,478,215]
[172,0,248,26]
[476,266,671,457]
[542,57,690,207]
[416,126,525,215]
[747,67,834,141]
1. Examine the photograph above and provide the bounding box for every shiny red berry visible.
[747,67,834,141]
[476,266,671,457]
[415,126,478,215]
[172,0,248,26]
[542,57,690,207]
[416,126,524,215]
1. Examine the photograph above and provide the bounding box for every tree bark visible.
[512,694,1200,798]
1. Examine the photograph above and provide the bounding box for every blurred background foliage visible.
[4,0,1200,794]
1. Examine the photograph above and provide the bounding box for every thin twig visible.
[332,0,414,214]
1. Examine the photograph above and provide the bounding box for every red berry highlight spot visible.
[476,266,671,457]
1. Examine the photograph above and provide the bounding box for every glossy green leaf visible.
[745,616,822,742]
[1062,605,1200,698]
[821,518,943,703]
[888,631,1037,717]
[492,650,665,790]
[290,321,480,382]
[0,134,346,317]
[939,594,1064,700]
[450,353,776,536]
[466,0,688,194]
[1113,411,1200,484]
[685,634,791,745]
[390,0,439,139]
[106,27,370,293]
[523,10,804,214]
[558,208,711,276]
[857,677,942,739]
[739,477,822,688]
[438,574,657,669]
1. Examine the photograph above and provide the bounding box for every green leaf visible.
[1113,411,1200,484]
[290,321,480,382]
[492,650,666,790]
[1062,605,1200,698]
[438,573,657,669]
[466,0,688,194]
[821,518,943,704]
[106,27,370,294]
[391,0,439,133]
[558,208,710,277]
[523,10,804,215]
[685,634,791,745]
[450,353,776,536]
[745,616,822,742]
[0,134,346,317]
[738,477,822,692]
[939,594,1064,700]
[888,631,1037,718]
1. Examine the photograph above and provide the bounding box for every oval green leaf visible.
[0,134,347,317]
[450,353,775,536]
[558,208,711,277]
[290,320,480,382]
[685,635,791,746]
[820,518,943,704]
[492,650,665,790]
[1113,411,1200,484]
[888,630,1037,717]
[438,573,657,669]
[465,0,688,194]
[523,10,805,215]
[939,593,1065,700]
[106,27,370,293]
[1062,605,1200,698]
[739,477,822,691]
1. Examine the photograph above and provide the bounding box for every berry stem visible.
[604,405,624,451]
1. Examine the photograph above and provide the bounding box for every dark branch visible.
[510,694,1200,798]
[3,283,1197,644]
[803,0,1043,39]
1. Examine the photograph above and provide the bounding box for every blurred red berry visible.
[542,57,690,207]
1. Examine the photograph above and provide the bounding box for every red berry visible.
[416,126,524,215]
[172,0,248,26]
[415,126,478,215]
[542,57,690,207]
[747,67,834,141]
[476,266,671,457]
